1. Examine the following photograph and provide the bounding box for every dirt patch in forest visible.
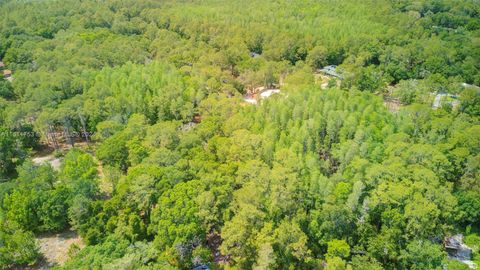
[32,155,62,171]
[384,98,402,113]
[37,230,84,268]
[314,73,340,89]
[11,230,84,270]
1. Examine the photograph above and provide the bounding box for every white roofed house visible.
[242,88,282,105]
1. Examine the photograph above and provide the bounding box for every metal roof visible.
[319,65,342,78]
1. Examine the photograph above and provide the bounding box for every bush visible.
[0,221,40,268]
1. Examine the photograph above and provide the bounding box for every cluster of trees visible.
[58,89,479,269]
[0,0,478,269]
[3,150,98,232]
[0,150,98,267]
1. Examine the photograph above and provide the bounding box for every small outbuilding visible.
[318,65,343,79]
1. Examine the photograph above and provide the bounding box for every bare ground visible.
[11,230,84,270]
[36,229,84,269]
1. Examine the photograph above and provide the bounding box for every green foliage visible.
[96,131,130,171]
[60,236,131,270]
[325,256,349,270]
[0,81,14,100]
[0,0,478,269]
[37,187,70,231]
[0,126,26,179]
[3,150,99,233]
[94,120,124,141]
[457,190,480,225]
[350,256,383,270]
[60,149,99,199]
[445,259,471,270]
[356,65,389,92]
[0,220,40,268]
[400,240,445,270]
[327,239,350,259]
[149,180,205,268]
[3,189,41,232]
[460,86,480,117]
[307,46,328,69]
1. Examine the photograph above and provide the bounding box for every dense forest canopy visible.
[0,0,479,269]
